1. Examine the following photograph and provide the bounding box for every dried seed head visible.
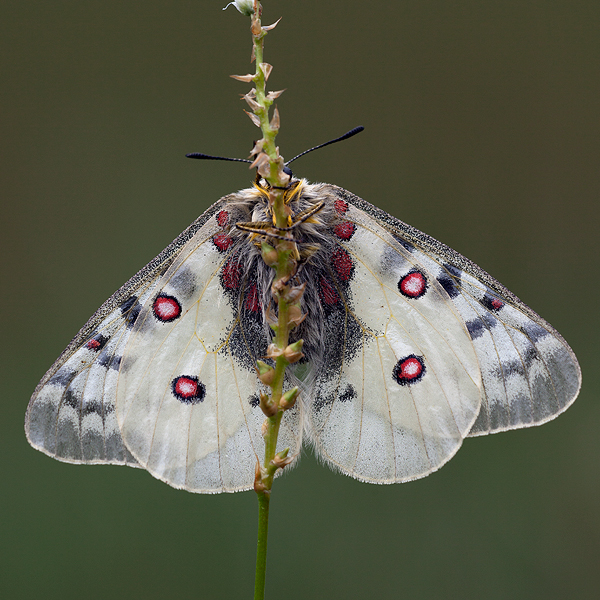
[254,460,266,492]
[223,0,254,17]
[266,89,285,101]
[263,17,282,31]
[270,107,280,130]
[242,93,260,111]
[282,283,306,304]
[287,305,306,328]
[283,340,304,363]
[250,139,264,156]
[271,449,292,469]
[261,242,279,266]
[260,391,277,417]
[259,62,273,81]
[230,73,255,83]
[265,344,284,359]
[244,110,262,128]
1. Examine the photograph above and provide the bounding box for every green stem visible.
[254,491,270,600]
[246,3,302,598]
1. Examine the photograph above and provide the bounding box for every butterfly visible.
[25,174,581,493]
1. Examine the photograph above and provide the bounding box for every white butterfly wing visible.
[115,204,302,493]
[25,196,230,467]
[336,186,581,437]
[26,181,580,492]
[25,264,165,467]
[25,195,301,492]
[305,198,482,483]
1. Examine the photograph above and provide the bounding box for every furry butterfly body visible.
[26,181,581,492]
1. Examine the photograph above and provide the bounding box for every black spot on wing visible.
[82,398,113,417]
[63,388,81,410]
[339,385,357,403]
[248,394,260,408]
[481,293,504,312]
[520,322,550,343]
[313,385,356,412]
[48,368,76,388]
[169,268,198,300]
[86,334,108,351]
[97,351,122,371]
[500,360,525,377]
[120,295,142,328]
[523,346,539,368]
[465,313,498,340]
[391,234,415,253]
[437,264,462,299]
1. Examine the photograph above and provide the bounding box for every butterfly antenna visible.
[186,153,253,164]
[186,126,364,172]
[284,126,364,166]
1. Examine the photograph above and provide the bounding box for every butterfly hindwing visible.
[306,196,482,483]
[116,196,302,493]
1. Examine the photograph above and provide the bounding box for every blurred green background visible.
[2,1,598,598]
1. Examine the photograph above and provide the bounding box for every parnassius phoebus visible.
[25,179,581,492]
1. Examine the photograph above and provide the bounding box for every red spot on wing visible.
[222,259,242,289]
[319,276,339,305]
[333,221,356,240]
[245,284,261,312]
[86,339,101,351]
[331,247,354,281]
[213,232,233,252]
[491,298,504,310]
[217,210,229,228]
[392,355,426,386]
[172,375,205,404]
[334,199,349,214]
[153,294,182,322]
[399,271,427,298]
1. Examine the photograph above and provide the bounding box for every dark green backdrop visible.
[2,1,598,598]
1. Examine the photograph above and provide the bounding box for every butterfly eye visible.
[171,376,205,404]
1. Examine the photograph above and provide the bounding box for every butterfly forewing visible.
[335,185,581,438]
[25,276,164,467]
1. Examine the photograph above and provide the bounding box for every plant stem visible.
[235,3,304,598]
[254,491,270,600]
